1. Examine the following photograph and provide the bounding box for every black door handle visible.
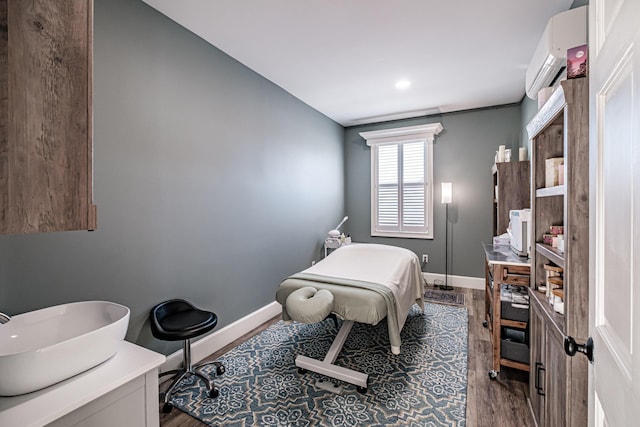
[535,362,545,396]
[564,336,594,363]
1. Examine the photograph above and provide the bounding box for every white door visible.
[589,1,640,425]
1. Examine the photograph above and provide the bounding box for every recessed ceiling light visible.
[395,80,411,90]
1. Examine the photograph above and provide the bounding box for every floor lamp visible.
[440,182,453,290]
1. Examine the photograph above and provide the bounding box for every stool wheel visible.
[162,402,174,413]
[214,362,226,376]
[208,388,220,399]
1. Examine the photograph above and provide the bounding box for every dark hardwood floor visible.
[463,288,533,427]
[160,288,534,426]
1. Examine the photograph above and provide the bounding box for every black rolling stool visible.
[150,299,225,413]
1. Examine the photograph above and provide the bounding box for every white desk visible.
[0,341,165,427]
[483,242,531,266]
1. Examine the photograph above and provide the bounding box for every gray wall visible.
[520,96,538,156]
[344,105,522,279]
[0,0,344,355]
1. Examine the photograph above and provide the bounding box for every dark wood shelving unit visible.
[526,78,589,427]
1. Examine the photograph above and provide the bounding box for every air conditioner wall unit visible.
[525,6,588,99]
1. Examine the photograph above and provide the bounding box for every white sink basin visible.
[0,301,130,396]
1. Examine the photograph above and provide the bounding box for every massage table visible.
[275,243,425,393]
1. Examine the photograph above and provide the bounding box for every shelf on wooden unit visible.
[500,358,530,372]
[530,289,566,334]
[502,319,528,329]
[536,243,565,268]
[536,185,565,198]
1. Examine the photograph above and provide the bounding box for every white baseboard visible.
[161,301,281,373]
[422,272,484,290]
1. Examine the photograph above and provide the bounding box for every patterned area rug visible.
[424,289,465,306]
[171,303,468,426]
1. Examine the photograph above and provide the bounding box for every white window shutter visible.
[402,141,425,228]
[377,144,398,227]
[361,123,443,239]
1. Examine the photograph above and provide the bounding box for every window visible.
[360,123,443,239]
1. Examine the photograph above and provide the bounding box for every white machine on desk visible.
[507,209,532,257]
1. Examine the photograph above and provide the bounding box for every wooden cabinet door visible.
[545,326,567,427]
[0,0,96,234]
[529,298,546,426]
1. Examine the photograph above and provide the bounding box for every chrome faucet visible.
[0,312,11,324]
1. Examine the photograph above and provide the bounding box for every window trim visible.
[360,123,443,239]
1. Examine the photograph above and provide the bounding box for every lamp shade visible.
[441,182,453,204]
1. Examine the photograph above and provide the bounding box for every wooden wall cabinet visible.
[492,161,530,236]
[526,78,589,427]
[0,0,96,234]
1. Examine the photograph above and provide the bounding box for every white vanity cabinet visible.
[0,341,165,427]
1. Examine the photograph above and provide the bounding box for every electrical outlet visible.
[422,254,429,263]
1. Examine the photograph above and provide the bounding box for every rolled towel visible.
[285,286,334,324]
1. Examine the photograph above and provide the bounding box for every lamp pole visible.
[440,182,453,290]
[440,203,453,290]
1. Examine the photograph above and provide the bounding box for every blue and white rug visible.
[171,302,468,426]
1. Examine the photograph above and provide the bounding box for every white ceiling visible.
[141,0,573,126]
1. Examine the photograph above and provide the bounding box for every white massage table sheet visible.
[277,244,425,354]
